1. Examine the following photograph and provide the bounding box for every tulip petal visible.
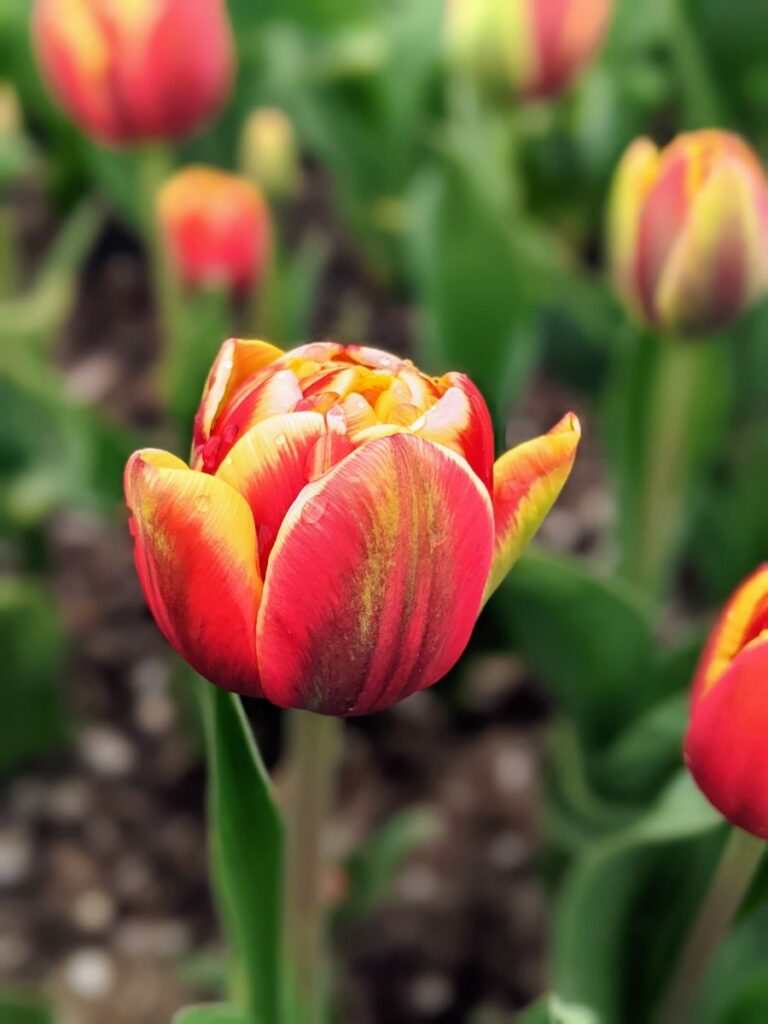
[215,411,333,572]
[411,376,494,491]
[607,138,660,318]
[257,434,494,716]
[125,449,262,695]
[193,337,284,459]
[686,639,768,837]
[656,161,768,334]
[484,412,581,602]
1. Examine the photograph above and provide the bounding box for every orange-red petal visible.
[412,374,494,491]
[484,412,581,601]
[256,434,494,715]
[125,449,262,695]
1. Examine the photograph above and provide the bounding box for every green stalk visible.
[618,333,718,596]
[0,204,17,299]
[657,828,764,1024]
[137,145,183,414]
[283,711,343,1024]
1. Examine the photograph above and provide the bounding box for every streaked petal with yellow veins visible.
[656,161,768,334]
[607,138,660,315]
[124,448,262,695]
[256,433,494,716]
[484,412,581,602]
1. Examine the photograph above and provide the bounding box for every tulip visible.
[31,0,233,145]
[607,130,768,336]
[445,0,612,101]
[124,340,580,715]
[685,565,768,837]
[157,167,271,295]
[241,107,300,203]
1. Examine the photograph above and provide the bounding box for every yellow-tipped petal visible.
[607,137,660,316]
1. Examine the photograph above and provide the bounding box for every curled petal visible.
[656,161,768,334]
[412,377,494,491]
[215,411,341,572]
[257,434,494,716]
[125,449,262,695]
[484,412,581,602]
[193,337,284,457]
[686,639,768,837]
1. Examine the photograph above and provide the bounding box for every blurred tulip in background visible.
[241,107,301,203]
[444,0,612,100]
[607,130,768,336]
[31,0,234,145]
[157,167,271,295]
[125,340,580,716]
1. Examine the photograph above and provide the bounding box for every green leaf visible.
[0,992,51,1024]
[202,684,284,1024]
[0,578,69,775]
[493,550,655,743]
[554,772,722,1022]
[516,994,600,1024]
[173,1006,246,1024]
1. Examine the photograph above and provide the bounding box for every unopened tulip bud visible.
[125,340,580,715]
[685,565,768,837]
[32,0,234,146]
[608,130,768,336]
[157,167,271,295]
[0,83,21,141]
[445,0,612,101]
[241,108,300,203]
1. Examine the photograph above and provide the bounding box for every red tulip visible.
[32,0,233,145]
[608,130,768,336]
[445,0,612,101]
[125,340,580,715]
[685,565,768,837]
[157,167,271,294]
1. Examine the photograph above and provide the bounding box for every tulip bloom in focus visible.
[32,0,233,145]
[157,167,271,295]
[608,130,768,336]
[686,566,768,837]
[125,341,580,715]
[445,0,612,100]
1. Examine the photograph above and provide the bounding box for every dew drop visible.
[300,497,327,524]
[128,518,138,538]
[195,495,211,512]
[275,433,288,447]
[223,423,239,445]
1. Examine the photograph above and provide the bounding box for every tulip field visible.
[3,1,768,1022]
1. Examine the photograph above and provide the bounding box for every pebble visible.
[408,971,454,1015]
[396,864,441,904]
[78,726,136,777]
[0,828,32,886]
[492,747,534,797]
[64,948,115,1000]
[71,889,115,932]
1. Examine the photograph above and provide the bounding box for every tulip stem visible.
[657,827,764,1024]
[137,144,183,420]
[619,333,716,596]
[0,205,17,299]
[283,710,343,1024]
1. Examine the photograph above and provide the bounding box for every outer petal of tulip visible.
[606,137,660,318]
[216,411,330,573]
[412,375,495,491]
[256,434,494,716]
[125,449,262,695]
[193,338,285,464]
[529,0,612,98]
[656,160,768,334]
[483,412,581,601]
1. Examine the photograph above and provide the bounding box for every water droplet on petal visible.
[300,496,327,524]
[223,423,239,445]
[275,433,288,447]
[195,495,211,512]
[128,517,138,538]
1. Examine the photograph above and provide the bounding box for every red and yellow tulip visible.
[32,0,233,145]
[445,0,612,101]
[125,340,580,716]
[157,167,271,295]
[608,130,768,336]
[685,566,768,837]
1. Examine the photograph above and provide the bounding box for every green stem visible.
[657,828,764,1024]
[284,711,343,1024]
[137,145,183,414]
[620,335,714,596]
[0,204,17,299]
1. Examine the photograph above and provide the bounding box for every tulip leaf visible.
[494,549,655,744]
[173,1006,246,1024]
[554,772,722,1022]
[0,993,51,1024]
[201,683,284,1024]
[516,995,600,1024]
